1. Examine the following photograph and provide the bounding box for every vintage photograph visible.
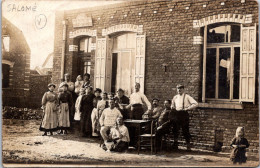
[1,0,259,167]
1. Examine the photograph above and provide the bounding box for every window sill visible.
[198,102,243,110]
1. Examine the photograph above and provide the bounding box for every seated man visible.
[103,116,130,152]
[143,98,163,120]
[99,98,122,143]
[155,100,174,150]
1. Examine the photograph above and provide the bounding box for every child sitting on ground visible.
[230,127,249,164]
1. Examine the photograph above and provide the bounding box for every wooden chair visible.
[160,125,173,151]
[138,120,156,155]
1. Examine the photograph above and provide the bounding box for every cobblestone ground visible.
[2,119,259,167]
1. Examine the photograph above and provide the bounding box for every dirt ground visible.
[2,119,259,167]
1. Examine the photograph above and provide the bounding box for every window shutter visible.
[95,38,106,91]
[239,24,256,103]
[135,34,146,93]
[105,37,113,92]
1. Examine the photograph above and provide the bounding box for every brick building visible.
[2,17,31,107]
[52,0,259,152]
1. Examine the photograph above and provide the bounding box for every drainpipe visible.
[61,20,67,79]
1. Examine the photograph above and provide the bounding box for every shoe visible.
[42,132,47,136]
[92,133,99,137]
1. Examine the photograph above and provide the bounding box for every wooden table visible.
[124,119,151,148]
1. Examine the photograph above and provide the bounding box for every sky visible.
[2,0,122,69]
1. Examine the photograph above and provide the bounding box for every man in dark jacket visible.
[114,88,130,119]
[155,100,174,150]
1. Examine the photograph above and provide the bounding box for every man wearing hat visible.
[114,88,130,119]
[171,84,198,151]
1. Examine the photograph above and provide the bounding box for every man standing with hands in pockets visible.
[171,84,198,151]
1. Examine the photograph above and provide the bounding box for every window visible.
[202,23,256,103]
[2,35,10,52]
[79,37,92,53]
[84,61,91,74]
[2,64,10,88]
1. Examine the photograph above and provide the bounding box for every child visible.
[75,75,84,95]
[91,88,102,136]
[74,88,85,121]
[230,127,249,164]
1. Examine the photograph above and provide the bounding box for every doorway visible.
[110,32,136,96]
[111,50,133,96]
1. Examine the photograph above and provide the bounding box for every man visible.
[114,88,130,119]
[104,116,130,152]
[82,73,91,88]
[155,100,174,150]
[143,98,162,120]
[127,83,152,120]
[171,84,198,151]
[59,73,75,93]
[99,99,122,142]
[79,86,95,137]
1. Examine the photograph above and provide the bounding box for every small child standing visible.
[74,88,86,121]
[230,127,249,164]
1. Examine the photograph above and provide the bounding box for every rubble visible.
[2,106,43,120]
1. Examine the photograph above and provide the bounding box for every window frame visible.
[202,23,241,102]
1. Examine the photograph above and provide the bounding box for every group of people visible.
[39,73,249,161]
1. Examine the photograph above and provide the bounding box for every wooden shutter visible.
[105,37,113,92]
[135,34,146,93]
[95,38,106,91]
[239,24,256,103]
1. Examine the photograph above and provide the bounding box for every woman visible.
[80,86,95,137]
[58,83,73,134]
[39,83,58,136]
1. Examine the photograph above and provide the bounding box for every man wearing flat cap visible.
[171,84,198,151]
[114,88,130,119]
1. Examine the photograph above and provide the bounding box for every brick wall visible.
[28,75,52,108]
[2,17,31,108]
[53,0,259,152]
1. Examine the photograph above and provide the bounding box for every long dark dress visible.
[39,91,58,131]
[230,137,249,163]
[58,91,73,130]
[80,93,95,136]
